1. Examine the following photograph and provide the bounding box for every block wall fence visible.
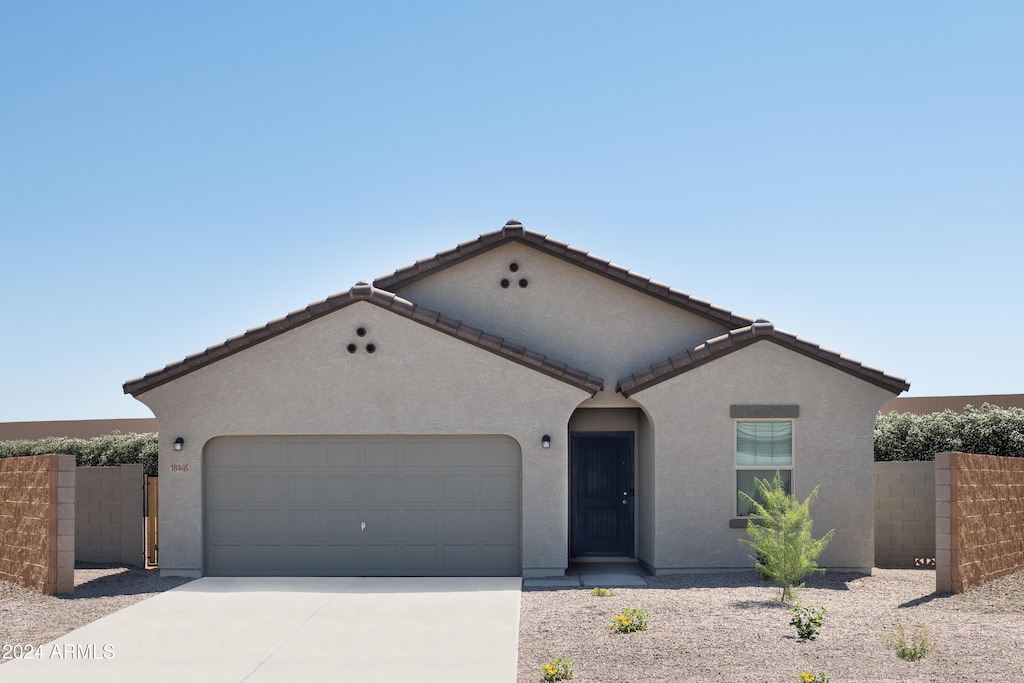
[874,461,936,568]
[936,452,1024,594]
[0,454,75,594]
[75,464,144,566]
[0,458,145,596]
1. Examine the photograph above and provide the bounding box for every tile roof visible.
[616,320,911,397]
[373,220,755,329]
[123,284,604,397]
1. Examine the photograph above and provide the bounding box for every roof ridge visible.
[616,321,910,397]
[372,219,754,329]
[123,284,603,397]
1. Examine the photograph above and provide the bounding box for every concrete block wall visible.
[936,452,1024,594]
[874,461,936,568]
[0,454,75,594]
[75,464,144,566]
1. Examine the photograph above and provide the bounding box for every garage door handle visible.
[361,522,366,531]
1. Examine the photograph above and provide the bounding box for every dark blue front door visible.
[570,432,634,557]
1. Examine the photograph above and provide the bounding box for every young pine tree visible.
[738,471,834,602]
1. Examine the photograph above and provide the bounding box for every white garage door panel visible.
[203,436,521,576]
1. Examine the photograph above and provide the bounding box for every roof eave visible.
[617,326,910,398]
[124,286,603,398]
[372,220,754,329]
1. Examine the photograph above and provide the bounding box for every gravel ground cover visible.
[0,563,192,663]
[518,568,1024,683]
[3,564,1022,681]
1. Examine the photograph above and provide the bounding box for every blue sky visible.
[2,2,1021,421]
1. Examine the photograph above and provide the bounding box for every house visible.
[123,221,909,578]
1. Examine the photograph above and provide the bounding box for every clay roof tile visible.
[617,324,910,397]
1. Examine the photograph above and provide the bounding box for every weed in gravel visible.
[541,657,573,681]
[609,607,649,633]
[881,615,931,661]
[790,603,827,640]
[798,672,830,682]
[589,587,615,597]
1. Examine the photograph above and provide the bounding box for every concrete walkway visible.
[0,577,522,683]
[522,561,650,589]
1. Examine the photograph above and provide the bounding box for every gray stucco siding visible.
[392,242,732,407]
[135,302,591,576]
[630,341,894,573]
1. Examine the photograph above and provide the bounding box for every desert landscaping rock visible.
[3,564,1022,680]
[518,568,1024,682]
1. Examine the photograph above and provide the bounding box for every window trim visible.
[734,417,795,517]
[730,404,800,419]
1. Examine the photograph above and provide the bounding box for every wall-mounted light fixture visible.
[541,435,551,449]
[173,437,184,451]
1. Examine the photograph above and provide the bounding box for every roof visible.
[879,394,1024,415]
[373,220,755,329]
[0,418,159,441]
[616,320,911,397]
[123,284,604,397]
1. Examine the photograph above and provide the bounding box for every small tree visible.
[738,471,834,601]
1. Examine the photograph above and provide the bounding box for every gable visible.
[132,300,595,435]
[376,220,752,329]
[617,321,910,397]
[123,285,602,398]
[376,226,745,398]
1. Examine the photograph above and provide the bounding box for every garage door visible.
[203,436,521,576]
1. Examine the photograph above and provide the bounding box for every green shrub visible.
[738,471,834,602]
[0,432,159,476]
[790,603,827,640]
[875,403,1024,461]
[589,587,615,597]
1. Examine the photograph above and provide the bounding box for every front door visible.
[570,432,634,557]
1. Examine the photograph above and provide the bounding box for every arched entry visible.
[568,408,643,559]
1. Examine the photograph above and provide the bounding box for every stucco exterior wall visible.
[393,242,731,406]
[568,408,639,433]
[134,302,591,577]
[631,341,893,573]
[636,409,656,568]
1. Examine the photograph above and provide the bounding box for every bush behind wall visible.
[875,403,1024,461]
[0,432,158,476]
[2,404,1022,473]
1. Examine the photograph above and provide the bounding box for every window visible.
[736,420,792,516]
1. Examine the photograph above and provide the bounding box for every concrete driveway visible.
[0,577,522,683]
